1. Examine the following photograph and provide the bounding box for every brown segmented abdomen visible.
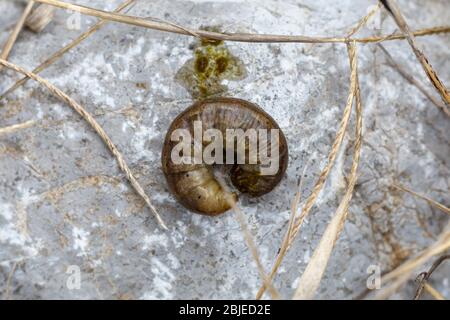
[161,97,289,216]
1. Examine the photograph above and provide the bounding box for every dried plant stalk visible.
[293,42,362,300]
[233,204,281,300]
[277,165,310,295]
[414,255,449,300]
[378,44,450,117]
[0,0,35,72]
[214,175,281,300]
[34,0,449,44]
[357,25,449,43]
[381,0,450,106]
[25,4,55,33]
[346,3,381,38]
[0,58,167,230]
[394,184,450,216]
[373,222,450,299]
[2,261,20,300]
[0,120,36,136]
[256,37,359,300]
[423,283,445,300]
[370,186,450,299]
[0,0,135,100]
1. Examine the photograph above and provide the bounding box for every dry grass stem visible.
[282,165,310,276]
[346,3,381,38]
[256,39,359,300]
[0,0,35,72]
[356,26,450,44]
[381,0,450,106]
[277,41,357,267]
[0,0,135,100]
[384,230,450,283]
[233,204,281,300]
[377,44,450,117]
[394,184,450,216]
[256,162,310,300]
[215,175,281,300]
[2,261,19,300]
[373,222,450,299]
[0,119,36,136]
[292,42,363,300]
[414,255,449,300]
[0,58,167,230]
[35,0,449,44]
[423,283,445,300]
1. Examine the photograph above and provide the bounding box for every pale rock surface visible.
[0,0,449,299]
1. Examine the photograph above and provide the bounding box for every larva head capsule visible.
[161,97,289,216]
[25,4,55,33]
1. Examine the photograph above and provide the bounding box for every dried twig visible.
[414,254,449,300]
[423,283,445,300]
[394,184,450,216]
[0,58,167,230]
[0,0,35,72]
[346,3,381,38]
[256,36,359,300]
[2,261,20,300]
[0,120,36,136]
[34,0,449,44]
[277,164,311,287]
[377,44,450,117]
[233,204,281,300]
[215,175,281,300]
[0,0,136,100]
[293,42,363,299]
[357,25,450,43]
[381,0,450,106]
[373,222,450,299]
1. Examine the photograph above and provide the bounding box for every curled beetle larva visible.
[161,97,289,216]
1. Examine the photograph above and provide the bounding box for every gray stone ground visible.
[0,0,449,299]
